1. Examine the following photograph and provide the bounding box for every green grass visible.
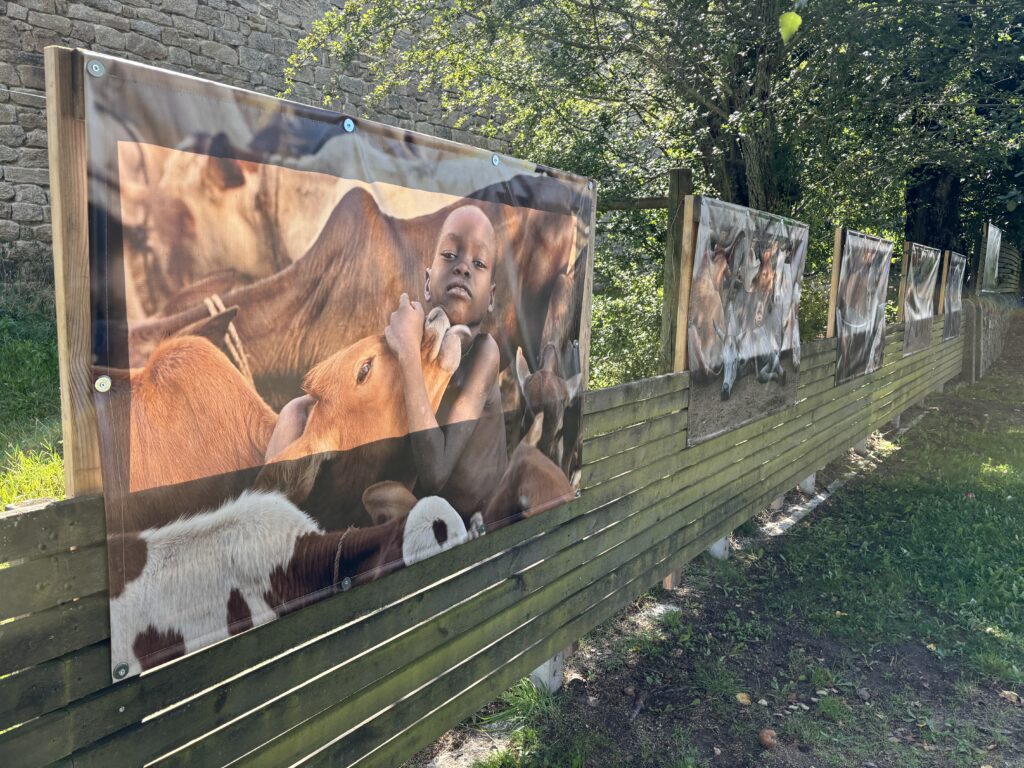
[0,309,64,507]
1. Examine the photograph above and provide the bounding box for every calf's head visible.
[515,344,581,470]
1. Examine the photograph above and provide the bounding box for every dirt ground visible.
[410,316,1024,768]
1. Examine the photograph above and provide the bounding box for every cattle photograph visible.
[84,56,592,679]
[832,230,894,385]
[944,251,967,341]
[901,242,942,357]
[685,198,807,445]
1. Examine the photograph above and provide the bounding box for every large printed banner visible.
[83,53,593,679]
[982,222,1003,292]
[901,243,941,357]
[686,198,807,445]
[833,230,894,385]
[944,251,967,341]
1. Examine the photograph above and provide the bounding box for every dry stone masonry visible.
[1,0,501,310]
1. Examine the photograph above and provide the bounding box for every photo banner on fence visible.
[944,251,967,341]
[982,222,1003,292]
[901,242,941,357]
[82,52,593,680]
[833,230,894,385]
[686,197,807,445]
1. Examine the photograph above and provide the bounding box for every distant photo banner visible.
[834,230,894,385]
[944,251,967,341]
[686,198,807,445]
[84,53,593,680]
[982,223,1002,292]
[901,243,941,356]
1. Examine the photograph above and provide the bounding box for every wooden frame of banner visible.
[825,226,845,339]
[45,46,103,497]
[896,240,912,323]
[938,249,952,317]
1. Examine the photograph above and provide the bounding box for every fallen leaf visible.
[736,692,752,705]
[759,728,778,749]
[998,690,1023,707]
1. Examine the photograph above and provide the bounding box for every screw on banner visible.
[113,663,129,679]
[343,118,355,133]
[341,576,353,592]
[87,60,106,78]
[491,154,500,167]
[588,180,594,189]
[94,375,111,393]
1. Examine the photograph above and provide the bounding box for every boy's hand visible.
[385,293,425,361]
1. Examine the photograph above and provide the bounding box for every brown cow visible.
[514,344,581,475]
[482,414,575,532]
[109,486,475,675]
[119,179,582,410]
[118,136,346,318]
[102,307,465,531]
[687,243,732,381]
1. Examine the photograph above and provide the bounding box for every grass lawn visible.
[0,308,64,508]
[411,318,1024,768]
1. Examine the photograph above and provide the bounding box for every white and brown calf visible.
[109,486,476,676]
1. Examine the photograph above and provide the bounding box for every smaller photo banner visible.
[943,251,967,341]
[982,223,1003,292]
[686,197,807,445]
[833,230,894,385]
[901,243,941,357]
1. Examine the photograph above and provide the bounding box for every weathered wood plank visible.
[0,643,108,733]
[0,495,105,565]
[583,371,688,415]
[45,46,102,497]
[658,170,693,373]
[0,593,108,677]
[582,387,688,440]
[0,543,106,621]
[826,228,844,338]
[582,409,687,464]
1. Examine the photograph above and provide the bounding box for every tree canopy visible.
[285,0,1023,384]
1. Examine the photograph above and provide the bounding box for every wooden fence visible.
[0,315,962,767]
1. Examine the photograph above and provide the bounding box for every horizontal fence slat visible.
[583,371,688,414]
[0,593,108,677]
[582,387,689,440]
[0,544,107,621]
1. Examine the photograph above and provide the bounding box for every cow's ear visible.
[515,347,531,395]
[363,481,417,525]
[540,343,559,373]
[523,412,544,448]
[253,453,324,506]
[204,134,246,190]
[177,306,238,350]
[423,268,433,304]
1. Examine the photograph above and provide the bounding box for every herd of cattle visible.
[687,224,803,401]
[101,139,587,673]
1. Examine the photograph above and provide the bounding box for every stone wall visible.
[0,0,502,312]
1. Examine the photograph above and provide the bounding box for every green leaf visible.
[779,11,802,44]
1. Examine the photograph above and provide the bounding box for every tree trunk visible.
[905,164,962,251]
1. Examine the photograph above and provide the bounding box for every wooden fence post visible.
[825,227,844,339]
[45,45,103,496]
[659,168,695,589]
[658,168,694,374]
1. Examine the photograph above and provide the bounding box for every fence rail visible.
[0,316,963,768]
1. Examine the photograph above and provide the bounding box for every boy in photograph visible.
[384,205,507,520]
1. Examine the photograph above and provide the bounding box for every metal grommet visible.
[340,576,352,592]
[113,663,129,679]
[343,118,355,133]
[87,60,106,78]
[491,154,500,166]
[587,180,594,189]
[575,489,582,498]
[94,375,112,393]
